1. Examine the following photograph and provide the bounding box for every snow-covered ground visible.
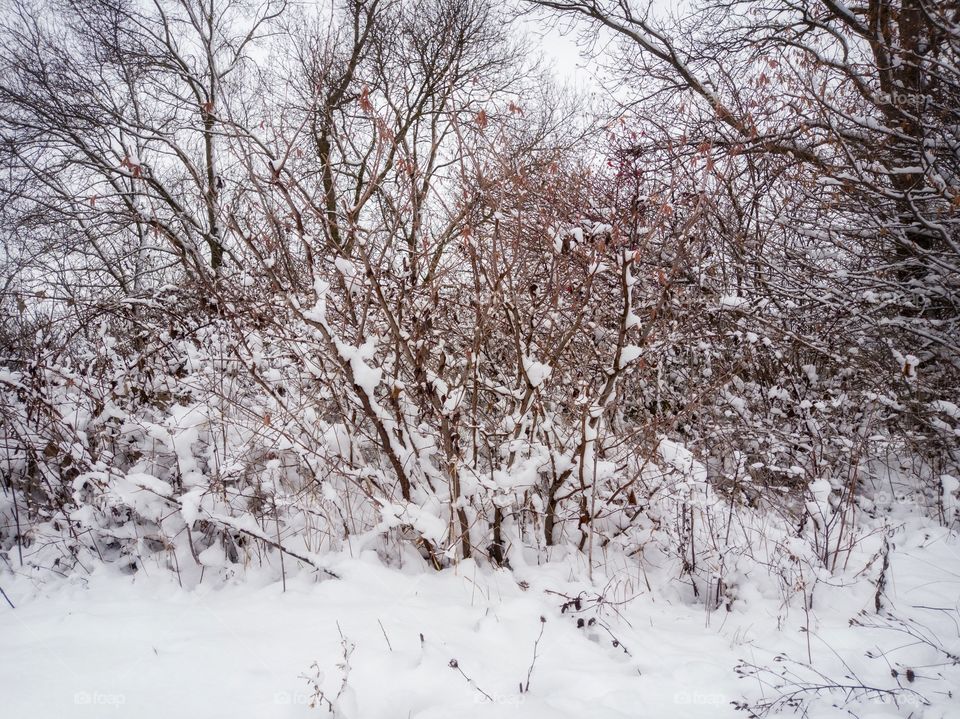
[3,517,958,718]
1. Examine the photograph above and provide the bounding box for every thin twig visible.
[523,616,547,692]
[0,585,14,609]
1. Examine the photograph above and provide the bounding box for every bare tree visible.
[0,0,285,289]
[527,0,960,506]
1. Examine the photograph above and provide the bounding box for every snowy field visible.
[1,0,957,717]
[3,518,958,719]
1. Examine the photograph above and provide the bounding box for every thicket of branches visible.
[0,0,956,593]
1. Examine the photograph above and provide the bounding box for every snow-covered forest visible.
[1,0,958,716]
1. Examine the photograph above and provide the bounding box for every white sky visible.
[517,1,679,92]
[518,10,599,89]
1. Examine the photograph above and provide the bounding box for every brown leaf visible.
[358,85,373,114]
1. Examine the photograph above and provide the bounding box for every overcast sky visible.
[516,4,604,89]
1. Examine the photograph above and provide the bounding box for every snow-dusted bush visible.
[0,0,957,610]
